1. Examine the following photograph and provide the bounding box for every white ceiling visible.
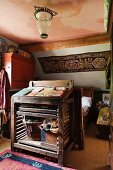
[0,0,105,44]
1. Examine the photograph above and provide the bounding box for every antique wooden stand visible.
[11,80,75,166]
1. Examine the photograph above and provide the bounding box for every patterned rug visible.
[0,150,76,170]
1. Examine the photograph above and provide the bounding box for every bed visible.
[74,87,94,149]
[81,88,94,128]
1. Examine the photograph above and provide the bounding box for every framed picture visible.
[102,93,110,105]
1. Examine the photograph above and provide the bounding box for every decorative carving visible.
[38,51,111,73]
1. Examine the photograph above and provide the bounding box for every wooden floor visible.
[0,138,11,152]
[0,123,112,170]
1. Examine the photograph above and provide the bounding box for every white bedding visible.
[82,96,92,116]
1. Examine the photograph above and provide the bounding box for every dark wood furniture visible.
[11,80,75,166]
[74,87,94,150]
[2,52,35,89]
[93,91,110,140]
[97,119,110,140]
[82,88,94,128]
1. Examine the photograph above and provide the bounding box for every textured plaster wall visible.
[33,43,110,90]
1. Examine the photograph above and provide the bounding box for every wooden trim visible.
[19,33,109,52]
[107,0,113,40]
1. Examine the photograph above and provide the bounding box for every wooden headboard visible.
[74,86,94,98]
[82,89,94,98]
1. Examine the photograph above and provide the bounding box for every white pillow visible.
[82,96,92,108]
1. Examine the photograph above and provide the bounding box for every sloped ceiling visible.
[0,0,105,44]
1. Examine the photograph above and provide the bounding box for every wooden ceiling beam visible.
[19,33,110,52]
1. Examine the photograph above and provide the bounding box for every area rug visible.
[0,150,76,170]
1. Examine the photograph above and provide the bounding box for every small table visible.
[96,107,112,140]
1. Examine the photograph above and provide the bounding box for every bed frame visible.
[74,87,94,150]
[82,88,94,129]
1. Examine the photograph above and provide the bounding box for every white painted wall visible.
[33,43,110,90]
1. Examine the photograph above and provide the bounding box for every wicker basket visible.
[26,122,42,140]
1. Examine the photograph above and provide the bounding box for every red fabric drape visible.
[0,68,10,111]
